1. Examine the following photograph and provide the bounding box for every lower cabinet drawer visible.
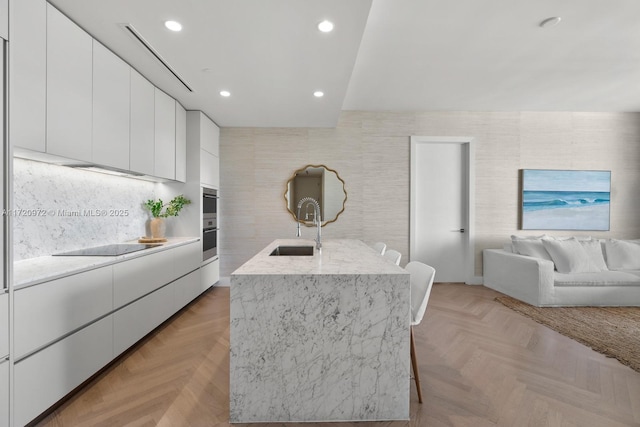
[173,241,201,277]
[113,283,175,356]
[14,315,113,427]
[201,259,219,289]
[113,247,175,308]
[113,242,200,309]
[14,266,113,359]
[174,269,203,311]
[0,359,8,427]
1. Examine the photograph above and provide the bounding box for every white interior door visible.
[410,137,474,283]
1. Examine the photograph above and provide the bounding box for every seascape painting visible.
[521,169,611,230]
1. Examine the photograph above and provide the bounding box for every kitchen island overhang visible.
[230,239,411,423]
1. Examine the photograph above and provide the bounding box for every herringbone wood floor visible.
[34,284,640,427]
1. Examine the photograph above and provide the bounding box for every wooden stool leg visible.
[410,326,423,403]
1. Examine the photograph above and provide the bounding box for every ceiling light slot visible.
[121,23,193,92]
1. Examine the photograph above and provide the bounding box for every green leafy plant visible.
[144,195,191,218]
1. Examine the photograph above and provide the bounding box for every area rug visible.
[495,296,640,374]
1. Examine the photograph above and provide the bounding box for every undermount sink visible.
[269,245,314,256]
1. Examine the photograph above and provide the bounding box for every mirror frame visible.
[284,164,347,227]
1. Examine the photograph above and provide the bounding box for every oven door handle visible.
[203,228,218,234]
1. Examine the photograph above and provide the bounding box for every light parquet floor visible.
[35,284,640,427]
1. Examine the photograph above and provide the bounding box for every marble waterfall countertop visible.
[232,238,406,276]
[230,239,411,423]
[13,237,199,289]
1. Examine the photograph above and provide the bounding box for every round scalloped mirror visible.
[284,164,347,227]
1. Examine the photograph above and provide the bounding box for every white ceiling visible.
[48,0,640,128]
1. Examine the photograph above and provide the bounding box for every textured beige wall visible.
[219,111,640,279]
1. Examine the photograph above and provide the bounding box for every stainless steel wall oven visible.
[202,188,218,261]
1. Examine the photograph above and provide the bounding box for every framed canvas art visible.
[521,169,611,230]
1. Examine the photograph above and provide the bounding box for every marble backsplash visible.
[13,158,157,261]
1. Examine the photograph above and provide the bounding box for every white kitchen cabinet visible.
[173,241,201,275]
[0,360,8,427]
[175,102,187,183]
[14,315,113,427]
[113,248,174,309]
[130,69,155,175]
[200,114,219,156]
[198,113,220,187]
[201,259,219,290]
[9,0,46,152]
[92,40,130,170]
[113,282,175,355]
[0,292,7,358]
[174,269,203,312]
[113,242,199,354]
[46,4,93,162]
[14,266,113,359]
[200,149,220,188]
[113,242,200,309]
[154,89,176,180]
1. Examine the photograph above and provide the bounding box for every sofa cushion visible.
[542,237,601,273]
[580,239,609,271]
[604,239,640,270]
[554,271,640,287]
[511,235,552,261]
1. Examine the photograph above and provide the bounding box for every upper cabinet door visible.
[200,114,219,156]
[92,40,130,170]
[200,149,219,189]
[154,89,176,180]
[175,102,186,183]
[130,69,155,176]
[9,0,46,152]
[46,4,92,162]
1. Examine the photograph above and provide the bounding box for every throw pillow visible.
[604,239,640,270]
[511,235,552,261]
[541,237,600,273]
[579,239,608,271]
[553,236,592,241]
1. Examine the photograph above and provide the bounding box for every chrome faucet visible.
[296,197,322,250]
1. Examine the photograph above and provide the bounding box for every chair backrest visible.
[405,261,436,326]
[372,242,387,255]
[384,249,401,265]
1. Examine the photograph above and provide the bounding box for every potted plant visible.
[144,195,191,238]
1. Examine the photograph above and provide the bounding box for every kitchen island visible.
[230,239,411,423]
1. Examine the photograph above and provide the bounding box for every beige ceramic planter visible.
[149,218,166,238]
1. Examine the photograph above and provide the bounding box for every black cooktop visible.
[53,244,155,256]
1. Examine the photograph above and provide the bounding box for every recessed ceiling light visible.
[220,90,231,97]
[318,20,334,33]
[313,91,324,98]
[539,17,561,28]
[164,20,183,32]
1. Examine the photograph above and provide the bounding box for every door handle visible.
[450,228,465,233]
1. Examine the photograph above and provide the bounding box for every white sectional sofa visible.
[483,236,640,307]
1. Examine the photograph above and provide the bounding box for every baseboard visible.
[467,276,483,285]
